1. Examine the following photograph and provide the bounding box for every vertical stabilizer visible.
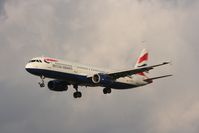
[134,49,149,78]
[134,49,148,68]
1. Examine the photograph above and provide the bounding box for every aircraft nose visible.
[25,63,32,73]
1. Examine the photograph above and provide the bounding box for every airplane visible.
[25,49,172,98]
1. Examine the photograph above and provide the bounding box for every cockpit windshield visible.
[29,60,42,63]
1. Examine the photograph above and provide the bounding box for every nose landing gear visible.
[38,75,45,87]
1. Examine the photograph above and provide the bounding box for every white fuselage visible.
[25,57,148,89]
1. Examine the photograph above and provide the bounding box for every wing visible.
[108,62,171,79]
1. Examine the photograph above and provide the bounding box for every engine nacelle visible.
[48,80,69,91]
[92,73,113,85]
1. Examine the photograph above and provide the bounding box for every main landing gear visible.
[103,88,111,94]
[73,85,82,98]
[38,75,45,87]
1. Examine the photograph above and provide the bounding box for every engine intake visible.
[92,73,113,85]
[92,74,101,83]
[48,80,69,91]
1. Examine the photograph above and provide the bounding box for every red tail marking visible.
[138,53,148,63]
[44,58,58,62]
[137,72,145,76]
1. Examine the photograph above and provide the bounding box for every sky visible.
[0,0,199,133]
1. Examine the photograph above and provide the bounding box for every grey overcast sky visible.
[0,0,199,133]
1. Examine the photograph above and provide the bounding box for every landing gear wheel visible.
[73,92,78,98]
[38,75,45,88]
[107,88,111,94]
[73,85,82,98]
[39,83,45,87]
[73,92,82,98]
[77,92,82,98]
[103,89,107,94]
[103,88,111,94]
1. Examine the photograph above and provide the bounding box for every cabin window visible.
[29,60,42,63]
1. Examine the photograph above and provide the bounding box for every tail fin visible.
[134,49,149,77]
[134,49,148,68]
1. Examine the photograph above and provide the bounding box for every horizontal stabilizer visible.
[144,74,172,82]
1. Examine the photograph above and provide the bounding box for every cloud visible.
[0,0,6,19]
[0,0,199,133]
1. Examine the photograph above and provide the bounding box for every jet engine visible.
[48,80,69,91]
[92,73,113,85]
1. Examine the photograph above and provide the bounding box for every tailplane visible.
[133,49,172,83]
[144,74,173,83]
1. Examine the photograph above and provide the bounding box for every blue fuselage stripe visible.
[26,68,138,89]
